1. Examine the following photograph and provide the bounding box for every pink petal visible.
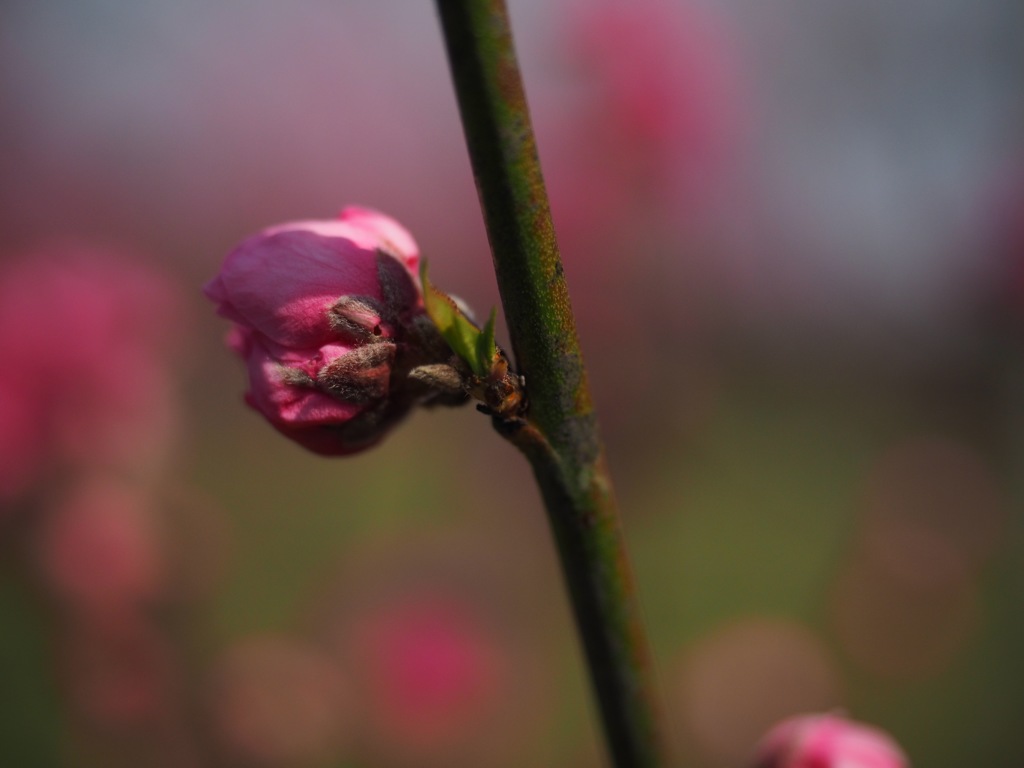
[211,228,383,348]
[240,335,363,428]
[338,206,420,271]
[754,714,908,768]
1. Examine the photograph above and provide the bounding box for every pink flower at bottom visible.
[753,714,909,768]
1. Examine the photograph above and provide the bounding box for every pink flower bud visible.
[753,714,908,768]
[204,207,431,455]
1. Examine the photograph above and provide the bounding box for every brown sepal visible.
[318,342,396,404]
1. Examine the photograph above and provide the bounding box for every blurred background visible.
[2,0,1023,766]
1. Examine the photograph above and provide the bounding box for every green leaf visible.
[476,307,498,372]
[420,260,492,377]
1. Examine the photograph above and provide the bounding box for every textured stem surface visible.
[435,2,667,765]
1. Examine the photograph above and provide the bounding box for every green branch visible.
[434,2,668,765]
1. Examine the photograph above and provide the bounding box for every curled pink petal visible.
[338,206,420,272]
[206,228,383,349]
[753,713,908,768]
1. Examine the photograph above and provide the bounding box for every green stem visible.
[434,2,667,766]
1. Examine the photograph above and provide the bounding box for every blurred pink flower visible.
[830,539,979,682]
[673,617,843,765]
[62,609,177,729]
[38,479,162,608]
[858,437,1006,573]
[990,157,1024,317]
[548,0,746,246]
[204,207,431,456]
[0,374,45,501]
[828,436,995,681]
[753,714,908,768]
[208,635,352,766]
[0,248,182,498]
[351,594,504,752]
[570,0,741,169]
[532,0,743,452]
[315,531,554,767]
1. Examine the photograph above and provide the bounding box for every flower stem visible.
[434,2,667,765]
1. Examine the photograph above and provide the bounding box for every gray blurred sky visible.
[1,0,1022,350]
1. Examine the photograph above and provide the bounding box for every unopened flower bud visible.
[753,714,908,768]
[205,207,459,455]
